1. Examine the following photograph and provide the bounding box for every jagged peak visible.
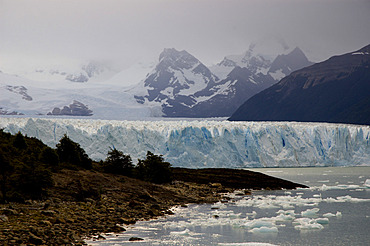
[156,48,201,71]
[287,47,306,57]
[272,46,311,64]
[159,48,195,61]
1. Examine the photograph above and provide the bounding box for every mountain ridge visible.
[229,44,370,125]
[132,45,313,117]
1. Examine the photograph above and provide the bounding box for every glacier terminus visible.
[1,117,369,168]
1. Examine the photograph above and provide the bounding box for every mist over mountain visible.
[0,41,314,119]
[229,44,370,125]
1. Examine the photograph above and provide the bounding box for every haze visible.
[1,0,369,72]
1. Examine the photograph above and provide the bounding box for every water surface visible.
[87,167,370,246]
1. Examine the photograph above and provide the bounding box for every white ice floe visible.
[301,208,320,217]
[364,179,370,188]
[322,211,342,218]
[293,218,324,230]
[318,184,362,191]
[274,210,296,221]
[323,212,336,218]
[249,226,279,234]
[315,218,329,224]
[219,243,278,246]
[169,228,202,237]
[242,219,276,229]
[324,195,370,203]
[235,195,321,210]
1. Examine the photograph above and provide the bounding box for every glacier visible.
[0,117,369,168]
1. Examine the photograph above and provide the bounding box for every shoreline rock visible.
[0,168,306,245]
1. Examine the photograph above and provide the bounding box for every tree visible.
[40,147,59,169]
[135,151,172,184]
[13,132,27,149]
[0,130,55,202]
[56,134,92,169]
[103,148,133,176]
[0,151,13,202]
[15,157,54,200]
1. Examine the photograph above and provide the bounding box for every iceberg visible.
[0,117,369,168]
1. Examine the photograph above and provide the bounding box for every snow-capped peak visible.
[157,48,201,71]
[130,48,217,111]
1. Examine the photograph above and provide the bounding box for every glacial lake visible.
[87,166,370,246]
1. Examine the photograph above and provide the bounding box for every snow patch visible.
[269,69,285,81]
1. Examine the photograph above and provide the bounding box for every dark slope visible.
[229,44,370,125]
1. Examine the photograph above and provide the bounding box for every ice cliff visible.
[1,117,369,168]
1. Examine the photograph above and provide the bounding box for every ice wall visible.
[1,117,369,168]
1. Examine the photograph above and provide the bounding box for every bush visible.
[14,158,54,200]
[0,151,13,202]
[13,131,27,149]
[40,147,60,169]
[56,134,92,169]
[135,151,172,184]
[103,148,133,176]
[0,131,54,202]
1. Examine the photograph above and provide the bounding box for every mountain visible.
[10,61,117,83]
[131,48,219,116]
[229,44,370,125]
[268,47,314,81]
[0,71,160,119]
[132,46,313,117]
[1,43,313,119]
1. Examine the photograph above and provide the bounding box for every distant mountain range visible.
[229,44,370,125]
[131,45,313,117]
[0,42,329,119]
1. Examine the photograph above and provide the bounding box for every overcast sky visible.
[1,0,369,70]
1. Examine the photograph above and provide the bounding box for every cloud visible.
[0,0,369,71]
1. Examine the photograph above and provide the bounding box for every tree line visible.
[0,130,172,203]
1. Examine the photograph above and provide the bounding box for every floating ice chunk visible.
[319,184,360,191]
[336,211,342,218]
[256,203,280,209]
[315,218,329,224]
[324,197,338,203]
[276,209,295,216]
[170,228,193,236]
[243,219,276,230]
[364,179,370,188]
[274,210,296,221]
[323,212,336,218]
[301,208,320,217]
[317,180,330,183]
[250,226,278,234]
[319,184,330,191]
[336,195,370,203]
[293,218,324,230]
[219,242,278,246]
[274,213,295,221]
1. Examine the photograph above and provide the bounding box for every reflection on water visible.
[87,167,370,246]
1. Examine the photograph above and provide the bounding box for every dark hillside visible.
[229,44,370,125]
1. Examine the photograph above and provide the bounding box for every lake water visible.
[87,167,370,246]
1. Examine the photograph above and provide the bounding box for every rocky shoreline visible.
[0,168,306,245]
